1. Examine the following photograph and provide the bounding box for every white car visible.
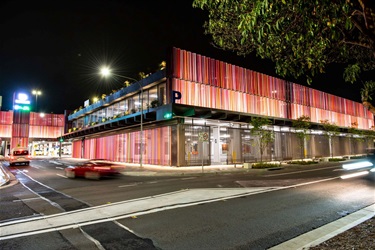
[9,147,30,166]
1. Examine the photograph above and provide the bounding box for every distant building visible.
[0,109,69,157]
[63,48,373,166]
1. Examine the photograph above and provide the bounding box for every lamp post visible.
[32,90,42,112]
[58,116,64,159]
[100,67,143,168]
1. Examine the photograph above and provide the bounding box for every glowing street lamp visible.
[100,67,144,168]
[32,89,42,112]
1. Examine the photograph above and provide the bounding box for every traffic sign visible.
[198,132,209,142]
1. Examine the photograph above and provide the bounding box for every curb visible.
[0,164,10,186]
[268,203,375,250]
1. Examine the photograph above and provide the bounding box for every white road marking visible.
[56,174,68,178]
[0,177,341,240]
[181,177,197,180]
[269,204,375,250]
[0,188,272,240]
[79,227,105,250]
[263,166,339,177]
[13,197,42,202]
[49,161,63,165]
[118,182,143,188]
[56,167,64,170]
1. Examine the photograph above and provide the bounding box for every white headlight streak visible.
[342,161,373,170]
[340,171,369,179]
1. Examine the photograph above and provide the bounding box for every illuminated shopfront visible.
[0,111,68,157]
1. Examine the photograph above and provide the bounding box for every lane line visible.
[18,181,65,212]
[181,177,197,180]
[118,182,143,188]
[263,166,339,177]
[0,188,274,240]
[56,174,68,178]
[79,227,106,250]
[0,177,343,240]
[13,197,42,202]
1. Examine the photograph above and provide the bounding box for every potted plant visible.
[150,99,160,108]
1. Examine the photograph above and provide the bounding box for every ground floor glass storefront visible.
[71,117,371,167]
[29,140,72,157]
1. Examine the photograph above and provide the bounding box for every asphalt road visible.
[0,159,374,249]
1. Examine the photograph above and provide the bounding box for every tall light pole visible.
[100,67,143,168]
[32,90,42,112]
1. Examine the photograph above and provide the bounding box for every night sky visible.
[0,0,368,114]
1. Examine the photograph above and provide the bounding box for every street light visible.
[100,67,144,168]
[32,89,42,112]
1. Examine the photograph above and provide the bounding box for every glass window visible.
[159,83,166,105]
[112,102,120,117]
[118,100,126,115]
[142,89,148,110]
[128,95,136,113]
[149,86,159,108]
[77,118,84,128]
[106,106,113,118]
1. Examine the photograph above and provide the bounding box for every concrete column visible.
[212,127,220,164]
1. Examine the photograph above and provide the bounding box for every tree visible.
[193,0,375,114]
[249,117,275,162]
[348,122,365,154]
[320,119,341,158]
[292,115,311,158]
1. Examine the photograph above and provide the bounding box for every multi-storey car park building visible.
[63,48,374,167]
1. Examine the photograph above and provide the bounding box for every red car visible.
[64,160,120,180]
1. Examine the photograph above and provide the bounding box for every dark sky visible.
[0,0,368,114]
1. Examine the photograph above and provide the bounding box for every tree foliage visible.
[249,117,275,162]
[193,0,375,114]
[292,115,311,158]
[320,119,340,157]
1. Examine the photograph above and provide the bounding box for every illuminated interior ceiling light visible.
[340,171,369,179]
[342,161,373,170]
[220,134,230,138]
[311,130,323,134]
[193,119,206,125]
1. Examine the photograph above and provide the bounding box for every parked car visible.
[64,160,120,180]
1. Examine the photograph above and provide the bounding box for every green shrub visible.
[287,160,318,165]
[252,162,281,169]
[328,158,345,162]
